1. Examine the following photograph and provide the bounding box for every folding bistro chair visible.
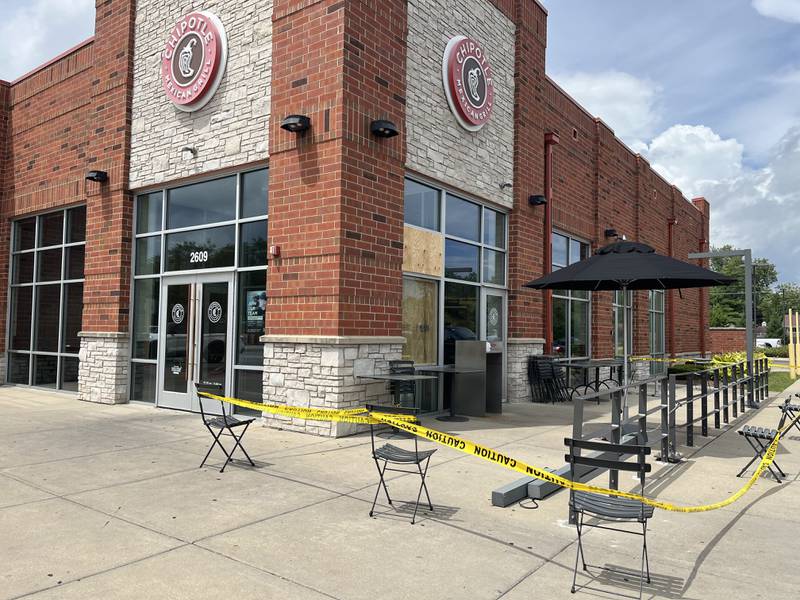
[366,404,436,524]
[195,382,256,473]
[564,437,653,599]
[736,399,789,483]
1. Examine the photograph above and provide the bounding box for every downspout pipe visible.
[544,132,560,354]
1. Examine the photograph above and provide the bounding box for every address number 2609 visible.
[189,250,209,264]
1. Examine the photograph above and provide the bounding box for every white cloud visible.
[645,125,744,197]
[552,70,661,151]
[752,0,800,23]
[642,124,800,282]
[0,0,94,81]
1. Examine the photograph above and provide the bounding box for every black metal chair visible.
[737,398,790,483]
[366,403,436,524]
[564,437,653,599]
[388,360,416,407]
[195,382,256,473]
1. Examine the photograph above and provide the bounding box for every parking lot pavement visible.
[2,383,800,599]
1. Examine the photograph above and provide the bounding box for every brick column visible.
[78,0,136,404]
[264,0,407,435]
[0,81,10,383]
[505,1,548,402]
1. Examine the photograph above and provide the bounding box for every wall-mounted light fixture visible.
[370,119,398,138]
[528,194,547,206]
[180,146,198,158]
[499,182,513,190]
[604,228,619,238]
[85,170,108,183]
[280,115,311,134]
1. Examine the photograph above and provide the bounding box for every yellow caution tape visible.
[200,392,798,513]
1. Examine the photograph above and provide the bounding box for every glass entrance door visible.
[158,273,234,412]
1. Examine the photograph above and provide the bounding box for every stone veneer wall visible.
[78,333,130,404]
[130,0,273,188]
[405,0,515,209]
[507,338,544,403]
[261,337,405,437]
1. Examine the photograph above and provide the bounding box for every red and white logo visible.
[161,11,228,112]
[442,35,495,131]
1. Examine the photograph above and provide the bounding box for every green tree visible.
[762,283,800,340]
[708,245,777,327]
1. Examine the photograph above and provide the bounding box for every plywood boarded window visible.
[402,277,438,364]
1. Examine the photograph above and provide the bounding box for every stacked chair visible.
[527,356,575,403]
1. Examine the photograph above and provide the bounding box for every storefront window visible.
[613,290,633,357]
[445,239,479,282]
[404,178,439,231]
[552,232,590,358]
[402,277,438,365]
[446,195,481,241]
[131,168,268,405]
[7,206,86,389]
[649,290,666,375]
[443,282,479,364]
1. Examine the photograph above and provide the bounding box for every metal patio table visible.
[562,358,625,394]
[414,365,485,422]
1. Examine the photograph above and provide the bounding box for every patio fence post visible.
[765,358,769,397]
[660,378,670,461]
[747,356,756,408]
[722,366,730,423]
[739,361,746,413]
[610,388,621,490]
[638,382,647,444]
[700,371,708,437]
[713,368,721,430]
[731,364,738,418]
[668,374,678,459]
[686,373,694,447]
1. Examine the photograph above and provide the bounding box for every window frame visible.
[612,290,634,358]
[648,290,666,375]
[6,205,86,390]
[551,231,591,359]
[129,168,269,406]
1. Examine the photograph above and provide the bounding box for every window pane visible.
[131,363,157,403]
[8,353,30,384]
[65,246,85,280]
[60,357,79,391]
[444,239,479,282]
[241,169,268,218]
[234,369,263,416]
[165,225,235,271]
[12,253,34,284]
[483,249,505,285]
[167,177,236,229]
[552,297,567,358]
[37,248,62,282]
[34,284,61,352]
[445,195,480,241]
[240,220,267,267]
[163,284,190,393]
[569,239,583,265]
[484,209,505,248]
[552,233,568,267]
[61,283,83,354]
[33,355,58,388]
[132,279,159,360]
[237,270,266,366]
[136,192,163,234]
[570,300,589,357]
[66,206,87,242]
[486,294,503,341]
[404,179,440,231]
[402,277,438,365]
[15,218,36,251]
[135,236,161,275]
[443,282,478,364]
[10,287,33,350]
[38,212,63,247]
[573,290,589,300]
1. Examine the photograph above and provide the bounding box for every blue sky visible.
[1,0,798,284]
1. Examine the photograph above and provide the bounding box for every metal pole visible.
[789,308,796,379]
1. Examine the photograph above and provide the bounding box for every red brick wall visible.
[267,0,407,337]
[708,327,746,354]
[0,0,135,347]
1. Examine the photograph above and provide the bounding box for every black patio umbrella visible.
[524,240,735,406]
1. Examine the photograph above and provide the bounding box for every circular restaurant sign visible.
[161,11,228,112]
[442,35,495,131]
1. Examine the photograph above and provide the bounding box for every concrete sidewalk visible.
[2,382,799,600]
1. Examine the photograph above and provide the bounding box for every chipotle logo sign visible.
[442,35,495,131]
[161,11,228,112]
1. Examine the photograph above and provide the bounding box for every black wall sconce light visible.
[604,228,619,238]
[280,115,311,134]
[85,170,108,183]
[370,119,399,138]
[528,194,547,206]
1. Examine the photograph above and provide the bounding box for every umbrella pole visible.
[622,285,629,421]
